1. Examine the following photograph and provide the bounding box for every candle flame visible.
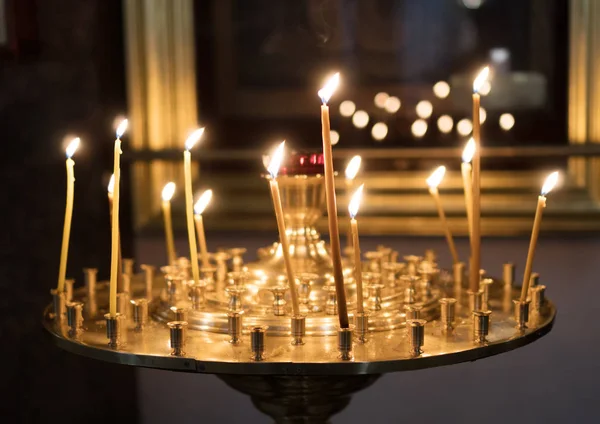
[194,189,213,215]
[462,138,476,163]
[541,171,559,196]
[65,137,80,158]
[348,184,364,219]
[161,182,176,202]
[267,141,285,179]
[345,155,362,180]
[427,166,446,189]
[185,127,205,151]
[318,73,340,104]
[473,66,490,93]
[116,119,129,138]
[107,174,115,194]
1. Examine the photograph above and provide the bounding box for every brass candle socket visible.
[168,321,188,356]
[439,298,457,333]
[268,286,288,316]
[191,283,207,311]
[131,298,149,331]
[116,292,130,318]
[228,248,247,272]
[354,312,369,344]
[65,279,75,303]
[480,278,494,310]
[67,301,84,337]
[51,289,66,323]
[165,276,184,303]
[453,262,466,291]
[467,290,483,313]
[123,258,135,277]
[513,300,530,330]
[228,311,243,345]
[297,273,318,313]
[227,271,251,287]
[290,315,306,346]
[84,268,98,316]
[170,306,188,323]
[406,319,426,356]
[367,284,384,312]
[503,263,515,288]
[530,285,546,315]
[105,313,124,348]
[211,252,231,283]
[226,285,246,313]
[337,326,354,361]
[472,310,491,343]
[250,326,268,361]
[201,267,217,292]
[140,264,155,300]
[324,285,338,316]
[404,304,423,320]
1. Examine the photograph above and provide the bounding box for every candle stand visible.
[44,171,555,423]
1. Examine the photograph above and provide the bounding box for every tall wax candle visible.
[161,182,177,265]
[319,73,349,329]
[345,155,361,250]
[57,137,80,293]
[461,138,475,247]
[469,66,489,293]
[267,142,300,316]
[109,119,128,317]
[520,172,559,302]
[193,189,212,269]
[184,128,204,287]
[348,184,365,314]
[427,166,460,265]
[107,175,123,291]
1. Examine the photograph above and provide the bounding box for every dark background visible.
[1,1,137,422]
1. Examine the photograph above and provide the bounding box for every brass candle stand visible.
[44,170,556,424]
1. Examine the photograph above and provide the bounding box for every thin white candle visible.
[109,119,128,317]
[345,155,362,249]
[184,128,204,287]
[461,138,475,247]
[520,171,559,301]
[348,184,365,314]
[57,137,80,293]
[161,182,177,265]
[194,189,213,269]
[267,141,300,316]
[427,166,460,265]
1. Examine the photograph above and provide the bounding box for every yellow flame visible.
[541,171,559,196]
[161,182,176,202]
[66,137,80,158]
[194,189,213,215]
[107,174,115,194]
[345,155,362,180]
[473,66,490,93]
[267,141,286,179]
[185,127,205,151]
[348,184,364,218]
[318,73,340,104]
[427,166,446,189]
[462,138,476,163]
[116,119,129,138]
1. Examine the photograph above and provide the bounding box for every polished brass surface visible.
[44,272,555,375]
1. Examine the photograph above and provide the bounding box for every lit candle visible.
[461,138,475,247]
[194,189,213,269]
[107,175,123,292]
[319,73,349,328]
[267,141,300,316]
[56,137,80,293]
[109,119,128,317]
[348,184,365,314]
[520,171,559,302]
[184,128,204,287]
[161,182,177,265]
[427,166,460,265]
[470,66,489,293]
[345,155,362,249]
